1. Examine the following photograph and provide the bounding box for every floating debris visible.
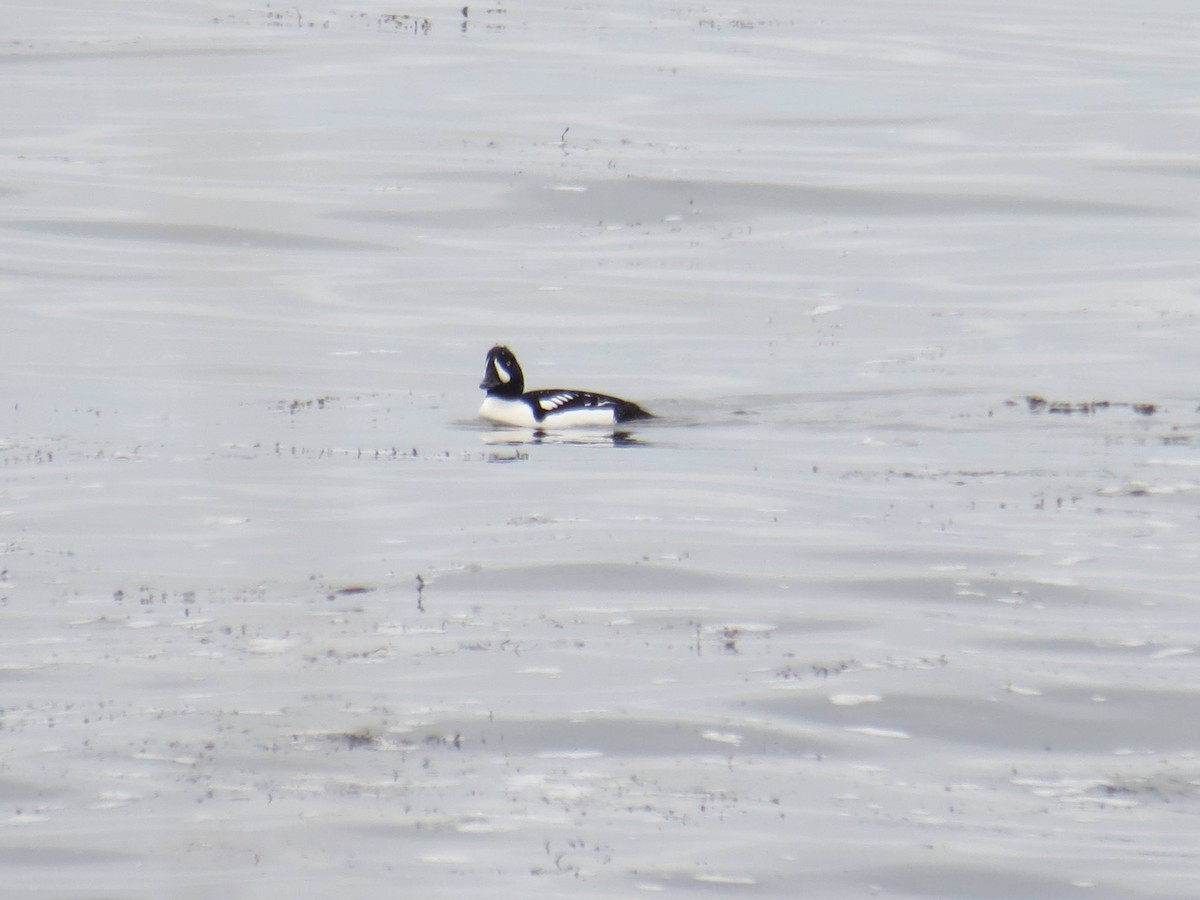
[1020,395,1158,416]
[332,585,374,596]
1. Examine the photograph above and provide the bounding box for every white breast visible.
[480,396,618,429]
[479,396,539,427]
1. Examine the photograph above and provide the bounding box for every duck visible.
[478,345,654,428]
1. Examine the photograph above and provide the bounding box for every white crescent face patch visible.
[493,358,511,384]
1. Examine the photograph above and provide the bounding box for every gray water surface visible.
[3,2,1198,897]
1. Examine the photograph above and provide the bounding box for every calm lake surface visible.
[3,2,1198,897]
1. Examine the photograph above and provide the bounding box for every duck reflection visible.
[480,428,649,448]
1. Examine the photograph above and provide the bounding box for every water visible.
[2,2,1198,897]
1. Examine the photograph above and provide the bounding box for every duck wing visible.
[526,389,653,424]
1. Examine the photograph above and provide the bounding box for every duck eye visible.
[493,358,511,383]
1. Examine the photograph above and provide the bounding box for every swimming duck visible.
[478,345,653,428]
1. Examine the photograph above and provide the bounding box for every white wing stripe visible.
[538,392,576,410]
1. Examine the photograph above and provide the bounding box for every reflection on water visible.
[479,426,653,447]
